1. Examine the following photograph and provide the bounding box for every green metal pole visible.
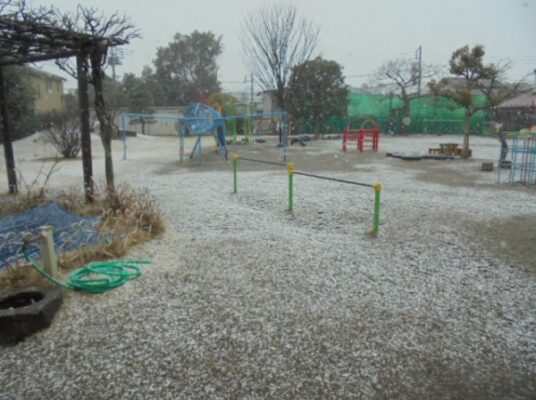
[232,154,238,193]
[373,183,382,237]
[232,119,237,144]
[288,162,294,212]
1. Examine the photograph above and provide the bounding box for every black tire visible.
[0,286,63,346]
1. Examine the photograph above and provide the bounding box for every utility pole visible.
[109,47,123,81]
[250,73,254,106]
[416,45,422,96]
[244,73,255,113]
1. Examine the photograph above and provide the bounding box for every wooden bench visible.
[481,161,494,171]
[455,148,472,157]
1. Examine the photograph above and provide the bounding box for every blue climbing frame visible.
[497,132,536,185]
[181,103,228,164]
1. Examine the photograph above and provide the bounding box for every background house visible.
[497,71,536,131]
[26,68,65,114]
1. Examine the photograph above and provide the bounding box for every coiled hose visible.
[24,253,151,294]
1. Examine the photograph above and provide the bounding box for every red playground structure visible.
[343,118,381,152]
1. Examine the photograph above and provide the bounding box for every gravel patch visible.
[1,135,535,399]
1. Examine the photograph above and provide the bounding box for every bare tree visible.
[41,109,81,158]
[373,57,441,131]
[0,0,53,21]
[241,4,319,110]
[58,6,139,191]
[429,45,522,159]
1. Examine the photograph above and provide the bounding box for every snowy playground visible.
[1,131,535,399]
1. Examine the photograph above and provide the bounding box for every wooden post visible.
[0,67,18,194]
[76,52,94,202]
[39,226,58,278]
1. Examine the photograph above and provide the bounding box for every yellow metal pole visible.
[232,154,239,193]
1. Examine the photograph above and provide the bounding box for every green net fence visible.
[347,93,488,135]
[293,93,489,135]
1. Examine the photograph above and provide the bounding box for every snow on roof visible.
[498,92,536,109]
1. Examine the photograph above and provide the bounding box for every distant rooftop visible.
[498,92,536,109]
[25,67,66,82]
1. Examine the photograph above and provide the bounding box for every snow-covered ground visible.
[1,134,535,399]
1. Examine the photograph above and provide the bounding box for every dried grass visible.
[57,183,165,269]
[0,183,165,290]
[0,263,53,292]
[0,162,59,218]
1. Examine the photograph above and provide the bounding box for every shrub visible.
[58,183,165,268]
[41,109,81,158]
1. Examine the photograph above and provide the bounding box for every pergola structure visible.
[0,7,126,201]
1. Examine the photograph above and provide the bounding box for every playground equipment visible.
[120,108,290,163]
[120,112,181,160]
[225,111,288,148]
[343,118,381,152]
[181,103,228,163]
[498,132,536,185]
[232,155,382,237]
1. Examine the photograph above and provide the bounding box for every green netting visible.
[291,93,489,135]
[293,115,347,134]
[347,93,487,135]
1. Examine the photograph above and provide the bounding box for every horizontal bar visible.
[120,111,288,123]
[239,157,287,167]
[293,171,374,188]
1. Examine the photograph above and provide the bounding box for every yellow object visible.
[373,183,382,192]
[232,154,239,161]
[287,161,295,175]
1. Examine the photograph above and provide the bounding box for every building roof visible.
[439,77,509,93]
[25,67,66,82]
[498,92,536,109]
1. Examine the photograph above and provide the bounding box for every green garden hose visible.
[24,254,151,294]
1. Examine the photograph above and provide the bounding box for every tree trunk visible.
[313,119,321,139]
[76,53,94,202]
[401,91,411,135]
[103,142,114,189]
[276,80,285,111]
[0,67,17,194]
[91,54,115,192]
[462,112,472,159]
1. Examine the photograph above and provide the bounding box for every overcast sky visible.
[32,0,536,93]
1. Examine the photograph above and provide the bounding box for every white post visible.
[39,226,58,278]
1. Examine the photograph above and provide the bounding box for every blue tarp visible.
[0,203,101,269]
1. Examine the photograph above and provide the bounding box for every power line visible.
[220,80,248,84]
[345,73,369,78]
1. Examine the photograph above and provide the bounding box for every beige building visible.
[26,68,65,113]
